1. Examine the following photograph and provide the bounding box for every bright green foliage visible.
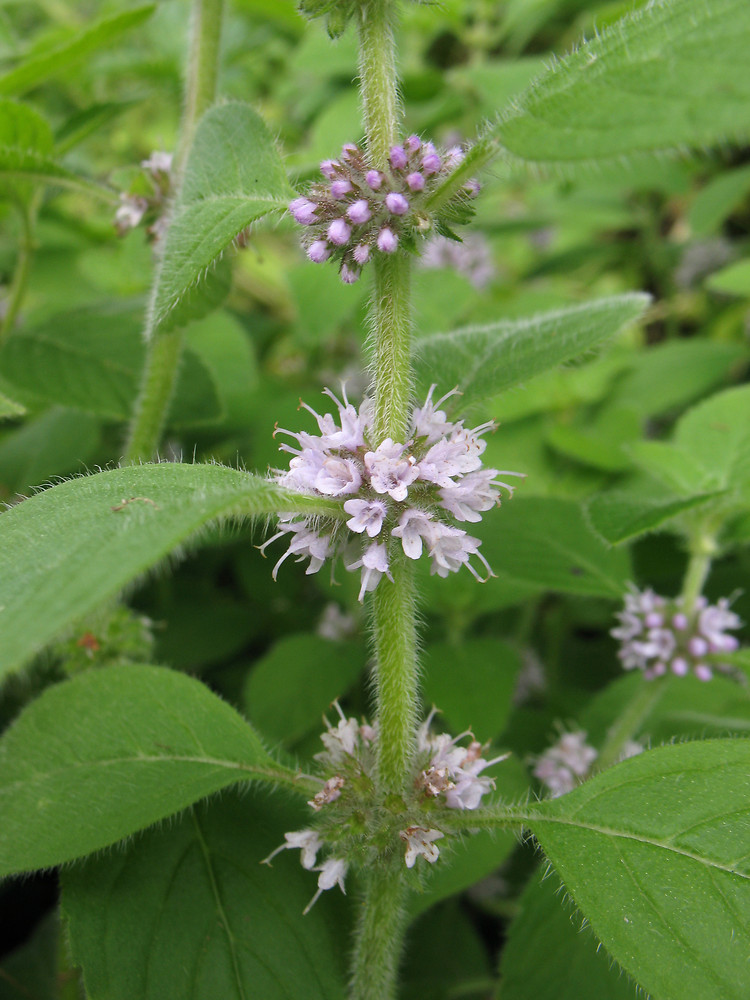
[62,794,347,1000]
[674,386,750,497]
[0,146,114,201]
[243,635,368,745]
[412,294,649,409]
[0,463,343,678]
[498,870,639,1000]
[494,0,750,167]
[0,6,156,98]
[707,260,750,297]
[688,165,750,235]
[527,740,750,1000]
[480,497,631,597]
[585,490,724,546]
[422,638,522,739]
[0,664,296,876]
[0,390,24,419]
[0,100,53,205]
[0,305,221,423]
[150,102,293,334]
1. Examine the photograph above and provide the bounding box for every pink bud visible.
[672,613,689,630]
[389,146,407,170]
[365,170,383,190]
[694,663,713,682]
[340,263,360,284]
[341,143,358,160]
[422,151,442,175]
[644,612,663,628]
[445,145,465,168]
[328,218,351,245]
[347,199,372,224]
[377,227,398,253]
[289,197,318,225]
[353,243,370,265]
[406,134,421,153]
[406,172,425,192]
[670,657,689,676]
[385,192,409,216]
[688,636,709,658]
[307,240,331,263]
[464,178,481,197]
[320,159,337,178]
[330,179,352,199]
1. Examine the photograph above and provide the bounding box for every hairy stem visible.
[349,867,407,1000]
[371,253,412,443]
[356,0,400,169]
[124,0,224,463]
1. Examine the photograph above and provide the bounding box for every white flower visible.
[411,385,461,444]
[314,456,362,496]
[343,498,388,537]
[427,523,493,581]
[259,520,332,578]
[141,150,173,176]
[114,194,148,234]
[364,439,420,501]
[303,858,348,914]
[319,703,361,762]
[400,826,444,868]
[391,508,435,559]
[533,731,598,798]
[346,542,393,602]
[261,829,322,870]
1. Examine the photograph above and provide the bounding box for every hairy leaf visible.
[0,463,342,678]
[493,0,750,167]
[150,102,293,334]
[62,794,347,1000]
[412,294,649,409]
[0,665,297,876]
[585,490,725,545]
[527,740,750,1000]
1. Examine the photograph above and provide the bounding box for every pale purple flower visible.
[315,456,362,496]
[418,717,509,810]
[141,150,172,176]
[289,197,318,225]
[699,598,741,652]
[340,263,360,284]
[328,218,351,245]
[320,159,337,178]
[385,192,409,216]
[400,827,444,868]
[344,498,388,537]
[347,542,393,602]
[445,145,465,169]
[428,524,492,581]
[347,199,372,224]
[377,227,398,253]
[261,829,322,870]
[259,519,332,578]
[364,439,419,501]
[320,706,361,761]
[115,194,148,234]
[391,508,435,559]
[533,731,598,798]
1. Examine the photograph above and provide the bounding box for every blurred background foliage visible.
[0,1,748,996]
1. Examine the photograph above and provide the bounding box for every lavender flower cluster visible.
[611,587,742,681]
[532,730,642,798]
[114,150,172,241]
[262,705,509,912]
[288,138,479,283]
[261,385,522,601]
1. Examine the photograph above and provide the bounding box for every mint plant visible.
[0,1,749,998]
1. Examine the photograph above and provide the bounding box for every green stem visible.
[124,0,224,463]
[371,552,419,793]
[371,253,412,443]
[349,867,407,1000]
[681,547,714,616]
[356,0,401,168]
[596,675,668,772]
[0,203,35,347]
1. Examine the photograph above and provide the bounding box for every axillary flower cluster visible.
[289,137,479,283]
[262,705,509,914]
[260,385,522,600]
[611,587,742,681]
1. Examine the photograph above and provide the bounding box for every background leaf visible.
[527,739,750,1000]
[0,664,293,876]
[0,463,342,679]
[493,0,750,167]
[585,490,724,546]
[412,294,649,409]
[62,793,347,1000]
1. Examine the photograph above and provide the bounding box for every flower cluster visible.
[114,150,173,241]
[262,704,509,912]
[611,587,743,681]
[419,232,496,289]
[288,138,479,283]
[261,386,522,601]
[532,730,642,798]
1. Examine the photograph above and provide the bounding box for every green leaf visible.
[62,793,347,1000]
[0,912,58,1000]
[0,6,156,97]
[0,664,296,876]
[412,294,650,410]
[527,740,750,1000]
[0,462,343,679]
[150,102,293,334]
[0,146,115,201]
[0,304,221,425]
[0,98,51,204]
[493,0,750,168]
[0,389,24,419]
[422,638,522,740]
[498,870,639,1000]
[480,497,631,598]
[585,490,725,545]
[706,259,750,298]
[627,441,708,495]
[674,385,750,496]
[244,635,367,747]
[0,407,100,497]
[688,165,750,236]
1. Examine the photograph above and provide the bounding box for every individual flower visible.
[532,731,598,798]
[400,827,444,868]
[611,587,743,681]
[261,829,322,870]
[303,858,348,915]
[261,385,523,601]
[288,139,481,282]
